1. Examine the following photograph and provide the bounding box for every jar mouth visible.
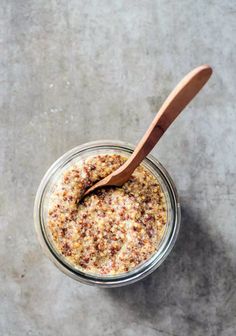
[34,140,181,287]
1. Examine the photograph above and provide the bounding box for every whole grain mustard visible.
[48,154,167,275]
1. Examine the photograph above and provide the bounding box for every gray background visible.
[1,1,236,335]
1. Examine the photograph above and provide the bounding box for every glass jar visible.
[34,140,180,287]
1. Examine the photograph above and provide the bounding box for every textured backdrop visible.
[1,1,236,335]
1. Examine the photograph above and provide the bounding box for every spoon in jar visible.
[83,64,212,197]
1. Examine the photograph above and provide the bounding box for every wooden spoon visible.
[84,64,212,197]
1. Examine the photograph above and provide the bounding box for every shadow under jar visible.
[34,140,180,287]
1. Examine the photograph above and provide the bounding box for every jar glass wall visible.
[34,140,180,287]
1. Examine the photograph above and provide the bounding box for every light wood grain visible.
[84,65,212,196]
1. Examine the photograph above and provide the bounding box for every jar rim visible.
[34,140,181,287]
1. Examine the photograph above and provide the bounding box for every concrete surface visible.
[1,1,236,335]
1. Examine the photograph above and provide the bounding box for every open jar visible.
[34,140,180,287]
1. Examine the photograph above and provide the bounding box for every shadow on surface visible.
[105,204,236,335]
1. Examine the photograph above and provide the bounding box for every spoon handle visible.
[122,65,212,175]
